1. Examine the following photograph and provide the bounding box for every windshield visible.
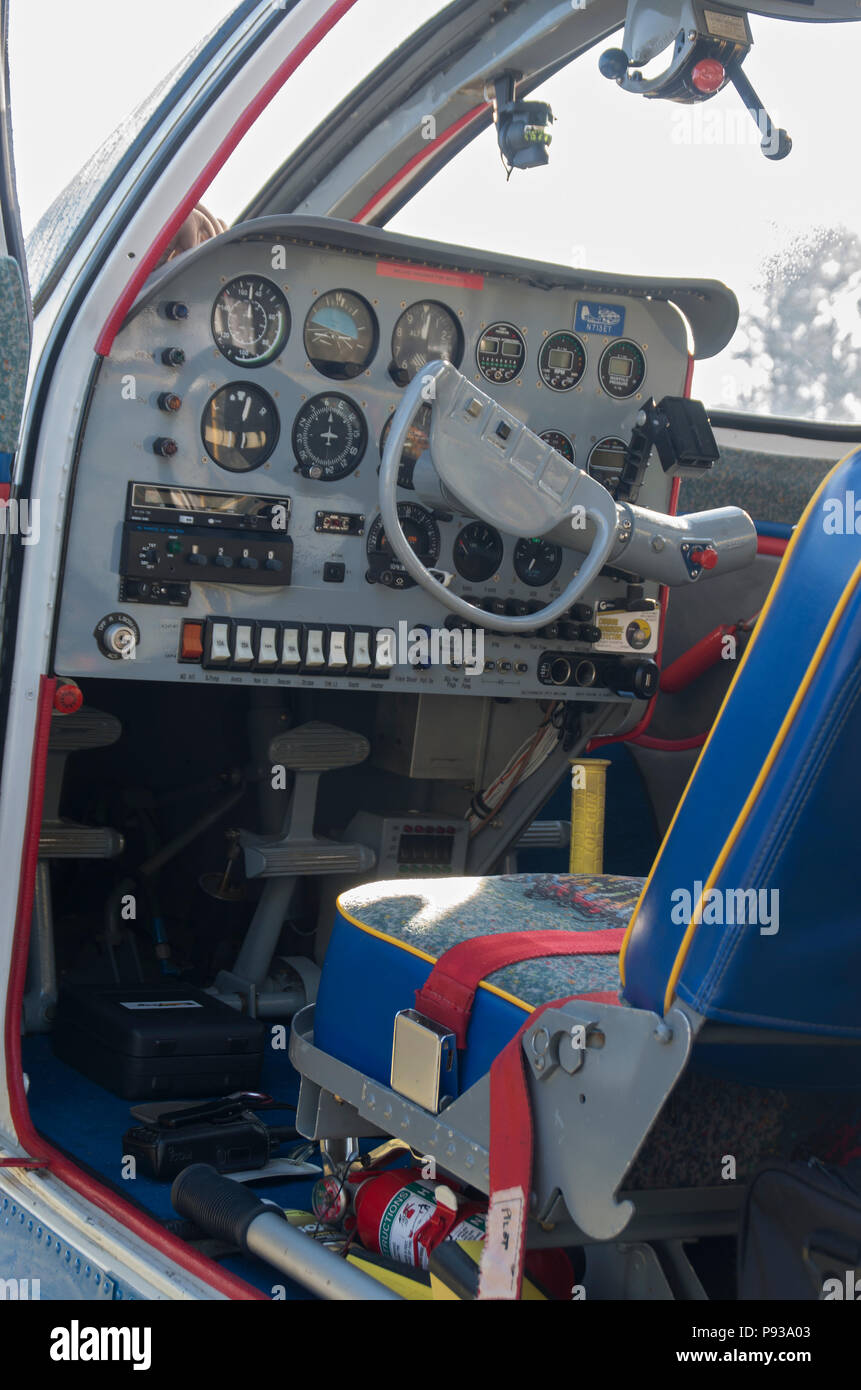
[12,0,241,305]
[388,17,861,424]
[13,0,453,308]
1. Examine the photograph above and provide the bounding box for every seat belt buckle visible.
[391,1009,458,1113]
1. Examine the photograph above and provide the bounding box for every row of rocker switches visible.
[180,618,393,676]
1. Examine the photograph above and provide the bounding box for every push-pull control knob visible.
[690,546,718,571]
[94,613,140,660]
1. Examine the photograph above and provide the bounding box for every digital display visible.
[133,485,277,516]
[548,348,574,370]
[480,337,500,355]
[608,357,632,378]
[501,340,521,358]
[590,447,623,474]
[397,830,455,865]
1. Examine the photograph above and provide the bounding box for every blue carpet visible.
[22,1034,321,1296]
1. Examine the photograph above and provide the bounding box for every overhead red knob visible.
[691,59,726,95]
[54,682,83,714]
[691,547,719,571]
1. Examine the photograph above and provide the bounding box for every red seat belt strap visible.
[479,994,581,1301]
[414,929,624,1049]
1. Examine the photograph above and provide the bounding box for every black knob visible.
[187,552,207,567]
[579,625,603,645]
[164,301,189,321]
[505,599,530,617]
[264,557,283,573]
[568,603,593,622]
[158,392,182,413]
[152,437,178,457]
[239,555,259,570]
[161,347,186,367]
[558,622,580,642]
[599,47,629,80]
[213,554,234,569]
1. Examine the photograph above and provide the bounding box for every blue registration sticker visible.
[575,301,626,337]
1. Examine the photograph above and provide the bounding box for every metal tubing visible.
[245,1209,401,1300]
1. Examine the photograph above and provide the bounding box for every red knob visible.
[691,547,719,571]
[691,59,726,95]
[54,682,83,714]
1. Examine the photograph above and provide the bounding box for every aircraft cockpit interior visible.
[1,0,860,1314]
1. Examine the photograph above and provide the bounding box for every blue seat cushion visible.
[315,872,643,1092]
[314,872,861,1190]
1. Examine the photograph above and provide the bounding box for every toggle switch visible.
[256,626,279,667]
[304,628,326,668]
[233,624,254,666]
[281,627,301,669]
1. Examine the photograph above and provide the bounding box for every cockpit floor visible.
[22,1034,320,1298]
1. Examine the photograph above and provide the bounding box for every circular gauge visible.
[588,436,628,497]
[201,383,279,472]
[599,339,646,399]
[211,276,290,367]
[292,394,367,481]
[538,331,586,391]
[476,322,526,384]
[390,301,464,385]
[379,403,431,489]
[513,536,563,588]
[453,522,504,584]
[539,429,575,465]
[366,503,441,589]
[303,289,378,379]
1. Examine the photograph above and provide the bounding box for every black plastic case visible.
[53,984,265,1099]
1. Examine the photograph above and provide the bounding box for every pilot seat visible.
[290,450,861,1299]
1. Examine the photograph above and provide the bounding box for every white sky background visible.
[9,1,861,408]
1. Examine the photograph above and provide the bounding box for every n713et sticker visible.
[575,301,625,337]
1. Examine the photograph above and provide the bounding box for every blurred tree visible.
[731,226,861,421]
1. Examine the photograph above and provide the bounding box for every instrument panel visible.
[54,218,717,703]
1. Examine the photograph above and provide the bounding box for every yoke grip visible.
[171,1162,274,1247]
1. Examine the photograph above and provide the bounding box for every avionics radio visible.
[119,482,293,605]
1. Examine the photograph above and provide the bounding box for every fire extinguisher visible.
[346,1168,576,1298]
[350,1169,486,1270]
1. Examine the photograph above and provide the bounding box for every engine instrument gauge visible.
[453,522,504,584]
[292,394,367,481]
[201,384,279,472]
[390,301,463,385]
[538,331,586,391]
[211,277,290,367]
[588,437,628,496]
[513,536,563,588]
[304,289,378,379]
[476,322,526,384]
[599,339,646,399]
[379,403,431,488]
[366,503,441,589]
[539,429,575,465]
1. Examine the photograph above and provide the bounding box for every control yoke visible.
[379,360,757,635]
